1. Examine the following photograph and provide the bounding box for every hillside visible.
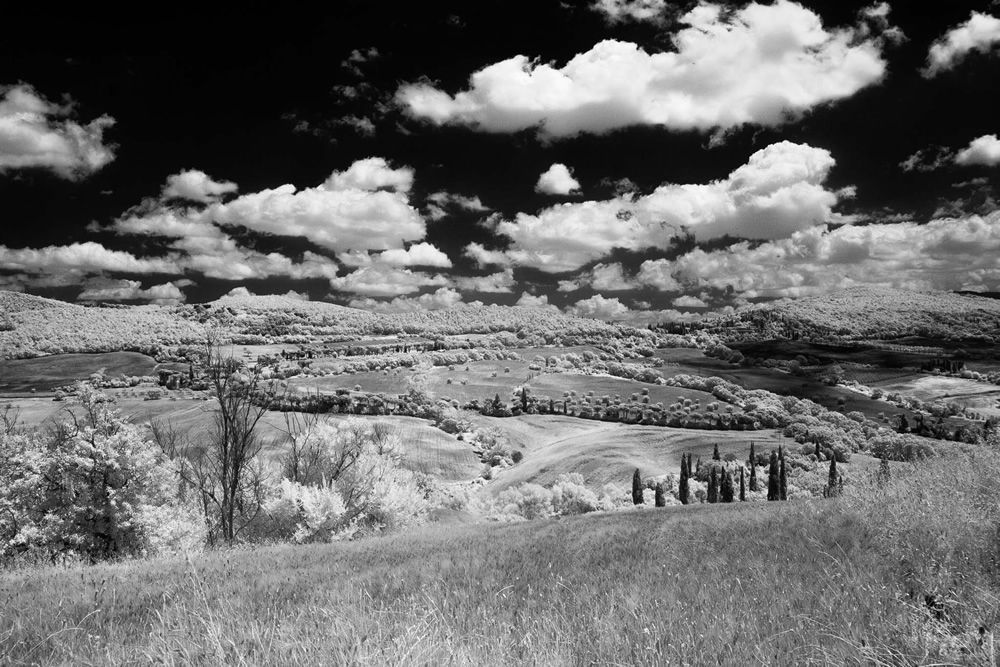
[5,446,998,666]
[206,293,626,342]
[0,292,204,360]
[749,286,1000,341]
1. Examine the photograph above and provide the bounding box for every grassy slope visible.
[4,396,482,482]
[0,352,159,392]
[472,414,781,492]
[1,499,977,666]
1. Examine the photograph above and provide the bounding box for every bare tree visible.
[153,335,276,544]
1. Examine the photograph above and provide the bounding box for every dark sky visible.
[1,1,999,319]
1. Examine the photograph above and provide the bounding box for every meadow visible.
[3,449,998,666]
[478,414,783,492]
[0,352,158,392]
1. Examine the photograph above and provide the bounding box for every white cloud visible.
[425,191,490,221]
[339,242,452,268]
[225,286,254,298]
[349,287,465,312]
[489,141,843,272]
[644,211,1000,297]
[455,268,515,293]
[77,279,187,305]
[558,263,636,291]
[0,241,178,276]
[515,292,560,311]
[330,265,448,297]
[324,156,413,193]
[464,241,514,268]
[566,294,633,320]
[163,169,238,203]
[376,242,453,267]
[591,0,669,25]
[955,134,1000,166]
[672,294,708,307]
[0,84,115,179]
[211,168,424,254]
[536,163,581,195]
[398,1,889,138]
[924,12,1000,77]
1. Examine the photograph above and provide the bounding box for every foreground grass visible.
[3,453,999,665]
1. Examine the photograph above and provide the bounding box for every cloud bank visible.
[398,1,890,138]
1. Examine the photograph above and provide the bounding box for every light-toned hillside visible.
[751,286,1000,339]
[0,291,204,359]
[472,413,781,493]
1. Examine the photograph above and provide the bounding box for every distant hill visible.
[0,291,204,359]
[748,286,1000,341]
[202,293,625,341]
[0,290,630,359]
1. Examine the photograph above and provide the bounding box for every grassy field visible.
[4,447,998,666]
[873,375,1000,418]
[649,348,933,425]
[0,352,159,392]
[525,372,723,409]
[2,395,481,481]
[474,414,783,493]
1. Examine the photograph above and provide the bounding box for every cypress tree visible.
[721,469,735,503]
[739,466,746,501]
[814,441,821,459]
[827,455,838,496]
[708,466,719,503]
[748,442,758,492]
[696,457,702,474]
[779,455,787,501]
[632,468,644,505]
[655,482,666,507]
[767,451,779,501]
[679,454,690,505]
[712,443,721,461]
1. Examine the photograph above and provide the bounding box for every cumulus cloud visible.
[324,156,413,193]
[591,0,669,25]
[348,287,466,312]
[638,211,1000,297]
[0,241,178,276]
[223,287,310,301]
[455,268,515,293]
[924,11,1000,77]
[536,163,581,195]
[425,190,490,221]
[339,242,452,268]
[330,265,448,297]
[565,294,633,320]
[487,141,843,272]
[212,164,424,254]
[558,263,637,291]
[162,169,238,203]
[515,292,559,310]
[77,279,187,305]
[0,83,115,179]
[672,294,708,307]
[955,134,1000,166]
[398,1,890,138]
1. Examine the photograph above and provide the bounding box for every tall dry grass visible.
[2,450,999,665]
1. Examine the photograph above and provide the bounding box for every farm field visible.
[288,359,535,404]
[524,372,724,409]
[875,375,1000,418]
[2,395,480,480]
[471,413,782,493]
[649,348,931,425]
[0,352,159,392]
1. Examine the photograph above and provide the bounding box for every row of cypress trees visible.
[633,441,845,506]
